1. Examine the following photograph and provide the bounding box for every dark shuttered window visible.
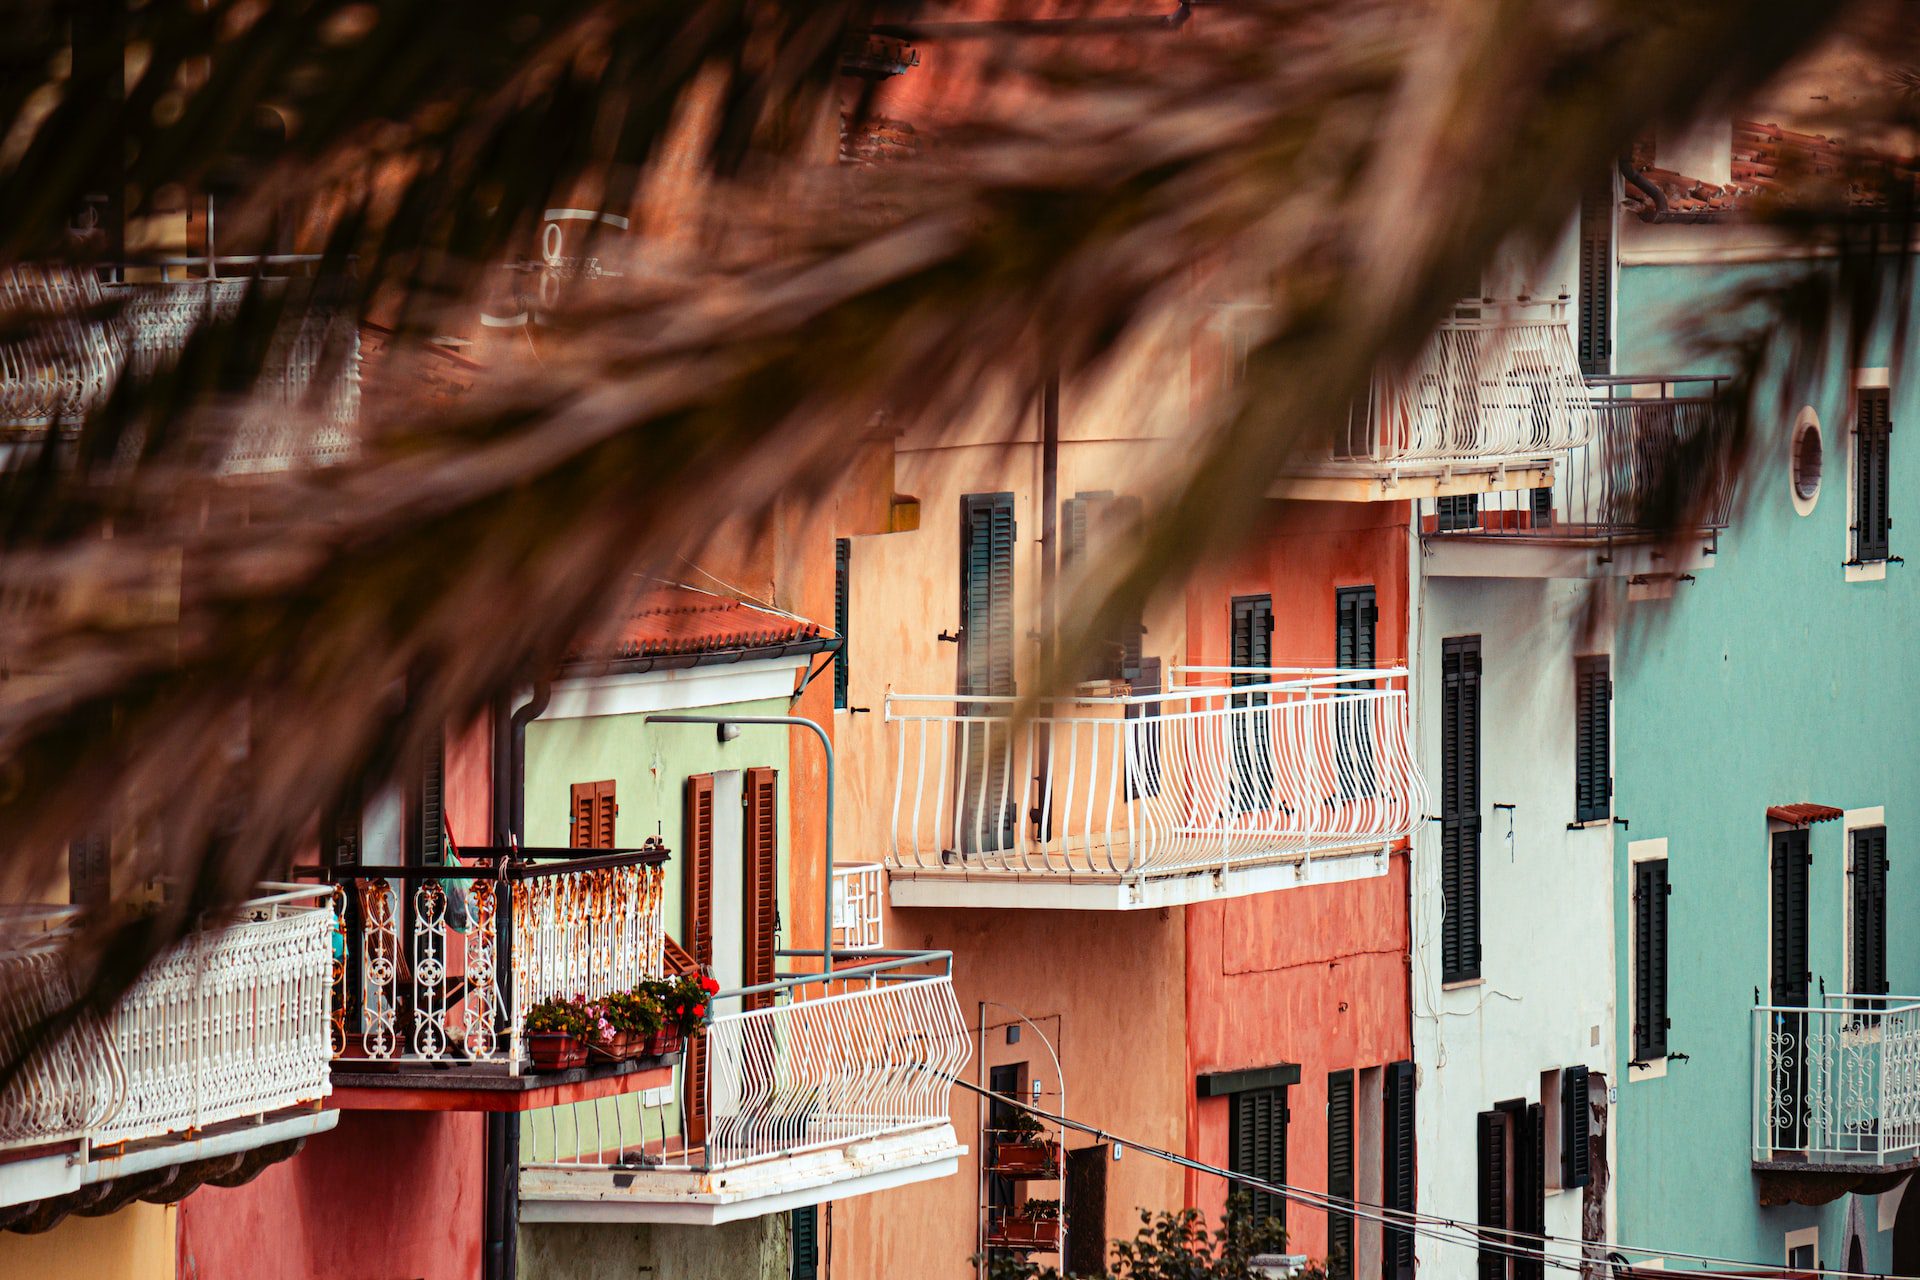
[1336,587,1377,671]
[1383,1060,1416,1280]
[833,538,850,710]
[1475,1109,1509,1280]
[1771,829,1812,1007]
[1230,595,1276,814]
[1852,826,1890,999]
[1438,493,1480,533]
[1856,388,1892,562]
[1559,1066,1591,1190]
[1229,1085,1288,1230]
[1336,587,1379,798]
[790,1206,819,1280]
[1512,1104,1546,1280]
[1577,175,1614,377]
[1328,1070,1355,1280]
[1441,636,1483,983]
[961,493,1017,697]
[1574,657,1611,824]
[413,729,446,865]
[1633,859,1669,1061]
[1063,491,1145,683]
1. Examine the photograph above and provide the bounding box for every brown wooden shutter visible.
[683,776,716,968]
[569,779,616,848]
[743,767,780,1012]
[570,782,596,849]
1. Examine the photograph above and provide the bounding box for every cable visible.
[947,1074,1908,1280]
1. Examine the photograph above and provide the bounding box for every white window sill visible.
[1628,1056,1667,1082]
[1846,560,1888,583]
[1568,818,1614,831]
[1441,977,1485,993]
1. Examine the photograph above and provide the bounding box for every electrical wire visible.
[946,1074,1908,1280]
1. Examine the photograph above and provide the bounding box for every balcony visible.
[320,846,676,1110]
[885,668,1428,910]
[1279,299,1598,502]
[1751,997,1920,1203]
[518,951,970,1225]
[0,259,359,471]
[832,864,887,951]
[1419,375,1733,578]
[0,886,337,1227]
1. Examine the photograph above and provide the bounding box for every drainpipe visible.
[646,713,835,972]
[1618,156,1720,226]
[484,682,548,1280]
[1039,374,1060,809]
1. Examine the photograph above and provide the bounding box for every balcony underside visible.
[518,1124,965,1226]
[331,1053,679,1113]
[1422,532,1715,580]
[887,841,1392,911]
[0,1104,338,1216]
[1752,1159,1919,1207]
[1275,458,1555,504]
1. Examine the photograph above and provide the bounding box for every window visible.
[1125,656,1165,799]
[1855,387,1892,562]
[1559,1066,1591,1190]
[1382,1061,1416,1280]
[743,767,780,1009]
[569,779,616,849]
[1230,595,1276,814]
[1229,1084,1289,1229]
[833,538,850,710]
[1329,1070,1356,1280]
[1441,636,1483,983]
[1529,485,1554,530]
[1063,491,1146,683]
[1574,657,1611,824]
[414,730,446,864]
[790,1206,819,1280]
[960,494,1018,851]
[1577,174,1614,377]
[1336,587,1377,671]
[1786,1229,1819,1273]
[1437,493,1480,533]
[1632,858,1669,1061]
[1477,1103,1545,1280]
[1336,588,1379,797]
[1791,412,1823,514]
[1851,825,1890,1000]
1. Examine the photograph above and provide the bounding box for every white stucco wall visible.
[1410,574,1617,1280]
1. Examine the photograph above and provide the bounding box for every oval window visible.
[1790,410,1822,516]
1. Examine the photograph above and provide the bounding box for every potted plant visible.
[524,994,593,1070]
[987,1199,1061,1251]
[603,988,662,1059]
[991,1110,1060,1177]
[651,973,718,1055]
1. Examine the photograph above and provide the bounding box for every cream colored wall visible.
[0,1202,177,1279]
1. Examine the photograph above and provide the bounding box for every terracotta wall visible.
[176,1112,487,1280]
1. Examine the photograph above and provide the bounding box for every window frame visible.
[1573,656,1612,826]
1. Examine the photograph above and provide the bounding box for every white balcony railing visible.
[526,951,968,1176]
[0,261,358,470]
[887,668,1428,879]
[832,864,886,951]
[1336,299,1599,465]
[1752,996,1920,1166]
[328,851,668,1070]
[0,886,336,1155]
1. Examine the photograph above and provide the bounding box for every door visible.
[1771,827,1812,1151]
[1067,1143,1109,1276]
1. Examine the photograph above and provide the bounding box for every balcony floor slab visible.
[518,1124,965,1225]
[886,844,1393,911]
[1422,535,1716,580]
[1275,458,1556,504]
[331,1053,679,1113]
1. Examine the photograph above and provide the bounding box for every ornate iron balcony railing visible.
[1752,996,1920,1167]
[525,949,968,1176]
[0,885,335,1154]
[886,667,1428,880]
[1337,298,1601,465]
[323,847,668,1071]
[0,259,359,471]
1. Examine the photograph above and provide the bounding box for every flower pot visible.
[990,1138,1060,1177]
[588,1031,637,1062]
[986,1216,1060,1250]
[647,1026,683,1057]
[528,1032,588,1071]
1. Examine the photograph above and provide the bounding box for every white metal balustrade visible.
[0,261,359,470]
[525,951,968,1183]
[329,852,668,1070]
[832,864,886,951]
[887,668,1428,880]
[1336,298,1599,465]
[1752,996,1920,1167]
[0,886,336,1156]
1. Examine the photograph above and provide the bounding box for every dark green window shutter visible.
[1574,657,1611,824]
[1560,1066,1591,1189]
[1437,493,1481,532]
[1126,656,1164,800]
[1228,1085,1288,1230]
[1476,1109,1509,1280]
[1328,1070,1355,1280]
[1577,175,1614,377]
[416,730,445,866]
[1336,587,1377,674]
[1062,491,1143,682]
[1383,1060,1416,1280]
[1230,595,1276,814]
[1441,636,1483,983]
[1513,1104,1546,1280]
[1853,826,1890,998]
[960,492,1017,697]
[1771,829,1811,1006]
[1634,859,1669,1060]
[833,538,850,710]
[1857,389,1892,562]
[790,1206,819,1280]
[1231,593,1274,674]
[1529,485,1554,530]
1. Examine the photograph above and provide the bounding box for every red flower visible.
[691,1003,707,1019]
[699,976,720,994]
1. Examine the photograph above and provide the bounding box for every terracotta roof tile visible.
[1766,803,1845,827]
[1625,119,1919,221]
[572,582,831,665]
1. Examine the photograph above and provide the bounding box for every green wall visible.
[1612,261,1920,1270]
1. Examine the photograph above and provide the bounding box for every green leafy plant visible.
[1020,1199,1061,1221]
[523,994,594,1038]
[1000,1110,1047,1139]
[983,1197,1323,1280]
[603,988,663,1037]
